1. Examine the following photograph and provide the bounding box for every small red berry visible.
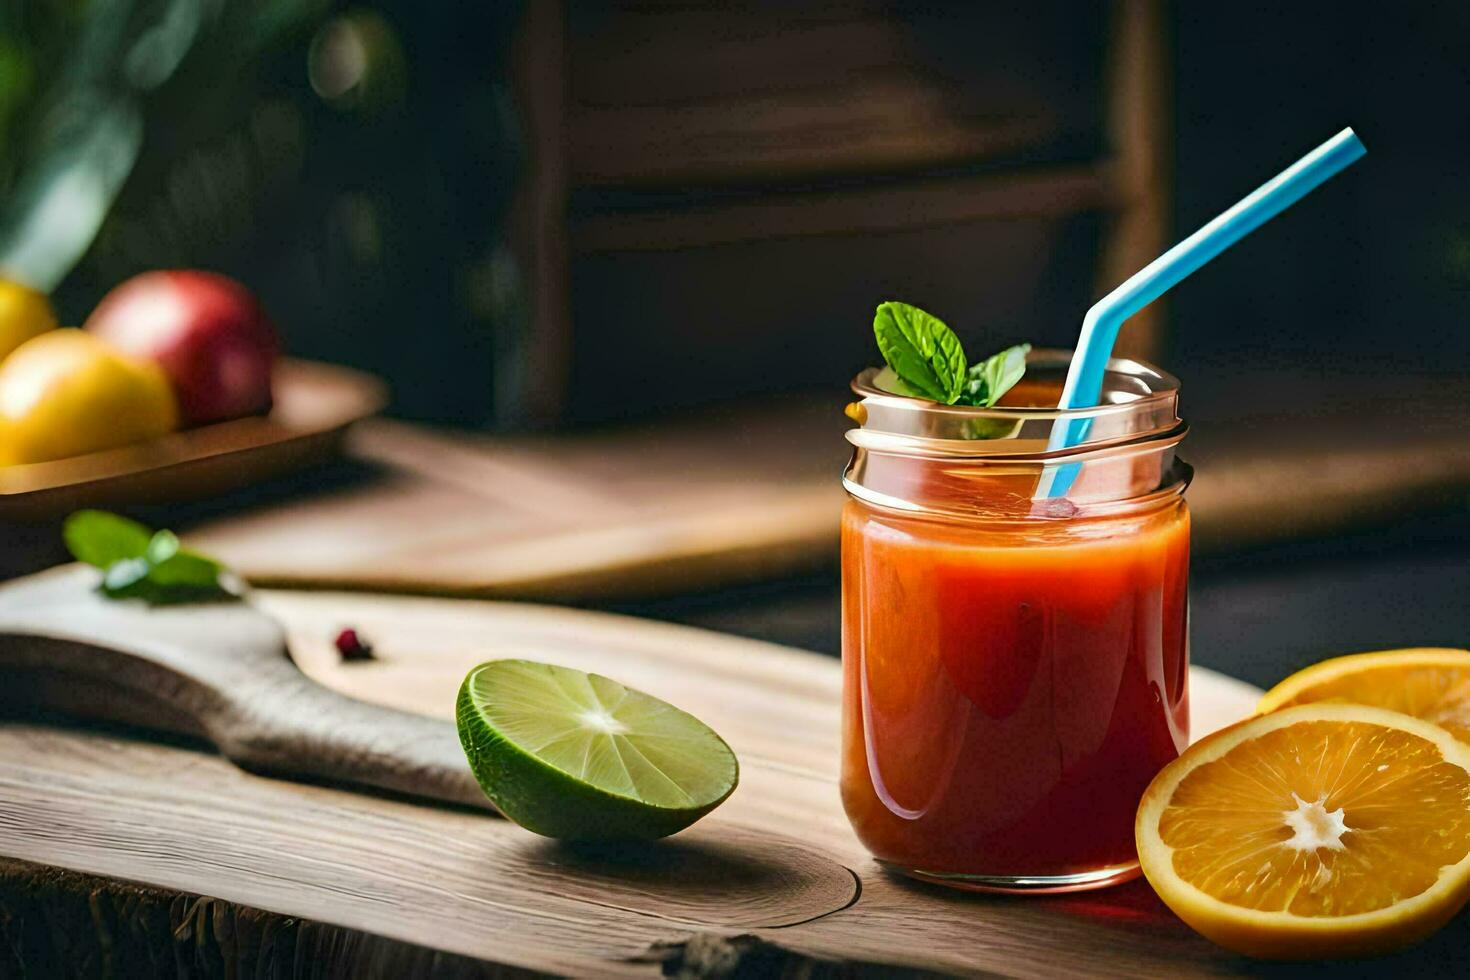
[335,627,373,662]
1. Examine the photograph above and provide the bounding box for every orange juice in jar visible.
[840,351,1190,892]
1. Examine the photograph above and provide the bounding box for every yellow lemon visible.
[1136,702,1470,959]
[0,279,58,361]
[0,329,178,465]
[1259,648,1470,742]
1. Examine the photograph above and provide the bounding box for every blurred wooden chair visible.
[504,0,1170,425]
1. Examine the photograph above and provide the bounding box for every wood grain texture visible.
[0,566,486,812]
[570,167,1106,253]
[183,384,1470,601]
[0,582,1277,977]
[538,3,1115,426]
[0,857,528,980]
[188,412,847,600]
[0,725,860,978]
[563,3,1100,187]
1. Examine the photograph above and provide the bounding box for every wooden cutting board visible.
[3,577,1463,976]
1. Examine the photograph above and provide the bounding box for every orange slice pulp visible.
[1258,648,1470,742]
[1136,702,1470,959]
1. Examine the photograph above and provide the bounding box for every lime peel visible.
[456,659,739,840]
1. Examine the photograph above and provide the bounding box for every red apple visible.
[84,270,279,426]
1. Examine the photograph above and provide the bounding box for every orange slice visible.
[1258,648,1470,742]
[1136,703,1470,959]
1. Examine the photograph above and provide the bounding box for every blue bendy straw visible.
[1035,127,1367,499]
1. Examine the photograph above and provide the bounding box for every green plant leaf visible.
[0,95,143,292]
[871,366,927,398]
[63,509,236,604]
[145,529,180,565]
[873,301,967,403]
[961,343,1031,408]
[63,510,153,568]
[148,549,224,589]
[101,556,152,596]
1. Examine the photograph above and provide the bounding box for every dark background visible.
[599,1,1470,684]
[1171,3,1470,388]
[2,1,1467,686]
[12,2,1469,418]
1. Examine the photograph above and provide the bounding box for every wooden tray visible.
[0,583,1359,979]
[0,358,385,520]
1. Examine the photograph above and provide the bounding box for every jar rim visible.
[847,348,1184,462]
[845,349,1188,516]
[849,348,1180,420]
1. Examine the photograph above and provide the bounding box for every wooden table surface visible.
[0,586,1262,978]
[182,377,1470,601]
[187,407,846,600]
[5,587,1467,977]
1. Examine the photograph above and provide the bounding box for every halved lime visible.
[456,659,739,840]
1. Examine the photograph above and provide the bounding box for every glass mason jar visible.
[840,350,1191,893]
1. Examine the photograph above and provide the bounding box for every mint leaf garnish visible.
[145,528,180,565]
[872,366,926,398]
[102,557,152,594]
[62,510,153,568]
[63,510,236,604]
[960,343,1031,408]
[868,303,1031,433]
[873,301,967,404]
[147,550,225,590]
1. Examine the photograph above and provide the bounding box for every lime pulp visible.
[456,659,739,840]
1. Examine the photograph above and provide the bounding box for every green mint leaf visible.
[961,343,1031,408]
[873,302,967,403]
[145,529,181,565]
[871,366,927,398]
[63,509,237,604]
[144,527,226,590]
[63,510,153,569]
[148,549,225,590]
[101,557,153,596]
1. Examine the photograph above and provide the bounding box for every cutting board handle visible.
[210,661,490,809]
[0,566,491,812]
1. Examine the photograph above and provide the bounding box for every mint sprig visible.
[873,301,968,403]
[63,510,237,604]
[873,301,1029,409]
[963,343,1031,408]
